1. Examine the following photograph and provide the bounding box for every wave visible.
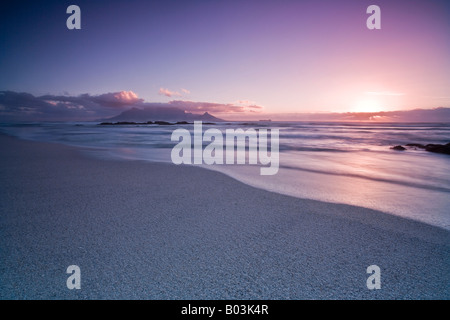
[278,145,350,152]
[278,164,450,193]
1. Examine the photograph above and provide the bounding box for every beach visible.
[0,133,449,299]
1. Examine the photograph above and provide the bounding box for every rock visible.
[99,122,113,125]
[405,143,426,149]
[176,121,190,125]
[391,145,406,151]
[424,143,450,155]
[115,121,137,125]
[403,142,450,155]
[154,121,174,125]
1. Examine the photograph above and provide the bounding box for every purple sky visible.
[0,0,449,120]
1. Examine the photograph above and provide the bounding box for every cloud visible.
[234,100,256,106]
[93,90,142,107]
[365,91,405,96]
[0,90,143,121]
[0,90,264,121]
[255,107,450,122]
[3,90,448,123]
[158,88,181,97]
[423,96,450,100]
[159,87,192,97]
[168,100,264,114]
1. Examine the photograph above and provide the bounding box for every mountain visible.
[105,106,223,122]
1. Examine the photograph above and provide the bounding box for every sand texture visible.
[0,134,449,299]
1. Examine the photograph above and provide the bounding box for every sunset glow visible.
[353,99,382,113]
[0,0,448,120]
[0,0,449,301]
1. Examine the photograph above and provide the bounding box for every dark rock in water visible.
[404,142,450,155]
[116,121,137,125]
[391,145,406,151]
[203,122,216,125]
[424,143,450,155]
[405,143,426,149]
[154,121,174,125]
[99,121,162,125]
[176,121,190,125]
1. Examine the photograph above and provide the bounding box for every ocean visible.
[1,121,449,230]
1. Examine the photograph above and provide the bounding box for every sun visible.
[353,99,382,113]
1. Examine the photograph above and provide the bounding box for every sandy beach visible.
[0,133,449,299]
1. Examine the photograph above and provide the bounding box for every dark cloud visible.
[0,90,144,121]
[0,91,264,121]
[3,90,446,122]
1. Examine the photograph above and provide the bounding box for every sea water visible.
[1,121,449,230]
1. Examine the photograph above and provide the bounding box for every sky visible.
[0,0,449,121]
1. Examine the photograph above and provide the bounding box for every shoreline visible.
[0,133,449,299]
[2,122,449,231]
